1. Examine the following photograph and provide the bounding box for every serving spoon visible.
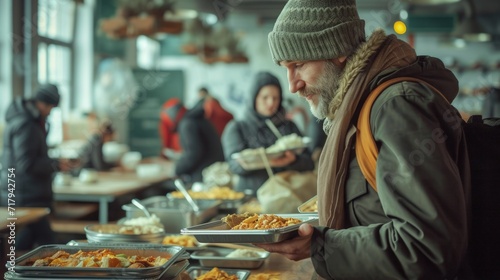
[131,198,152,218]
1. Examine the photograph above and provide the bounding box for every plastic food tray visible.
[297,195,318,214]
[9,244,187,279]
[185,266,250,280]
[231,138,310,171]
[181,214,318,244]
[190,247,269,269]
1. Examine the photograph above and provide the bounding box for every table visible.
[0,207,51,274]
[53,159,175,224]
[249,253,315,279]
[0,207,51,233]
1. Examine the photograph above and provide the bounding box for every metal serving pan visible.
[122,196,221,233]
[297,195,318,214]
[4,260,189,280]
[190,247,269,269]
[165,193,249,211]
[11,244,186,279]
[85,224,165,244]
[185,266,250,280]
[181,214,318,244]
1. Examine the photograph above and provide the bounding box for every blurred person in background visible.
[190,87,234,138]
[162,98,224,185]
[222,71,315,195]
[482,85,500,118]
[76,121,116,172]
[0,84,71,250]
[159,98,184,158]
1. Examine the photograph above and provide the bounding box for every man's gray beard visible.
[301,61,342,119]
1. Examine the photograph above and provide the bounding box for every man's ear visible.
[331,56,347,67]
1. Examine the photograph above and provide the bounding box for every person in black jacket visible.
[165,98,224,184]
[1,84,69,250]
[221,72,315,195]
[77,121,115,171]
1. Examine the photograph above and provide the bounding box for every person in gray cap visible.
[258,0,471,279]
[1,83,70,251]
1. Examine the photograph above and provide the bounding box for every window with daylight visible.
[37,0,76,144]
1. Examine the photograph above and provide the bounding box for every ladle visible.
[131,198,152,218]
[174,179,200,212]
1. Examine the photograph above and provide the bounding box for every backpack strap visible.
[356,77,448,192]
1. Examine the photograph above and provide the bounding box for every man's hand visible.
[254,223,314,261]
[269,151,296,168]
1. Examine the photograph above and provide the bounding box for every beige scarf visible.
[317,30,418,229]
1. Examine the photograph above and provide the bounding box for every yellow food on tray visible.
[302,200,318,212]
[162,235,198,247]
[170,186,245,200]
[26,249,170,268]
[196,267,239,280]
[222,213,302,230]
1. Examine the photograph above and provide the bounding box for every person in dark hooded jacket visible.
[1,84,69,250]
[221,72,315,195]
[163,98,224,184]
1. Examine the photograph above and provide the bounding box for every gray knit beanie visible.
[268,0,366,64]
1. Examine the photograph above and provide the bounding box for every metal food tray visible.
[67,240,194,256]
[85,224,165,244]
[161,234,205,252]
[298,195,318,214]
[231,140,309,171]
[166,193,249,210]
[123,196,221,233]
[190,247,269,269]
[10,244,187,279]
[186,266,250,280]
[180,214,318,244]
[4,260,189,280]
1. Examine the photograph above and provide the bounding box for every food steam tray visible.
[9,244,186,279]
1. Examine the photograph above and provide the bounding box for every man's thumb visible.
[298,223,313,237]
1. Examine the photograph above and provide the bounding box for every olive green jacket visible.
[311,55,471,278]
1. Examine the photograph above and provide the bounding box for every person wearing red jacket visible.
[191,87,233,138]
[159,98,186,155]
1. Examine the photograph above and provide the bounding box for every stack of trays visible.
[85,224,165,244]
[4,244,189,280]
